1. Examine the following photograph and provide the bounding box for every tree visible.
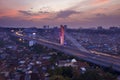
[62,66,73,78]
[50,75,66,80]
[49,67,73,78]
[103,72,117,80]
[0,40,5,47]
[79,70,103,80]
[50,75,71,80]
[31,44,47,53]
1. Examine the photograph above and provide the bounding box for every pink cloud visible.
[0,0,119,28]
[91,0,109,5]
[0,9,19,17]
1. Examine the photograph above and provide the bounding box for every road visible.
[16,34,120,72]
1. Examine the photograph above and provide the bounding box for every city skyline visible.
[0,0,120,28]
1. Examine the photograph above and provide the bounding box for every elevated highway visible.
[16,34,120,72]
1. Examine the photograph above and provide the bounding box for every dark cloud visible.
[56,10,80,18]
[88,14,120,27]
[0,16,34,27]
[19,10,34,16]
[0,12,120,28]
[117,8,120,11]
[19,10,49,16]
[38,11,49,13]
[0,16,55,27]
[96,13,106,17]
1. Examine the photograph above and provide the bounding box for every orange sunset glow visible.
[0,0,120,28]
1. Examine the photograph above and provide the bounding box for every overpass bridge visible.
[16,34,120,72]
[14,25,120,72]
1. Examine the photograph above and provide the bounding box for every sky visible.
[0,0,120,28]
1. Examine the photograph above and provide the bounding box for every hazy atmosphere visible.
[0,0,120,28]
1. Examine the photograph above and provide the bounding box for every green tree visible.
[62,66,73,78]
[79,70,103,80]
[103,72,117,80]
[50,75,66,80]
[0,40,5,47]
[50,75,71,80]
[31,44,47,53]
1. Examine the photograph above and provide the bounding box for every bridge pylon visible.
[60,25,65,45]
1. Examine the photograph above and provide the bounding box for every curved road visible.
[16,34,120,72]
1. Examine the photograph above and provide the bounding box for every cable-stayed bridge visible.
[14,26,120,72]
